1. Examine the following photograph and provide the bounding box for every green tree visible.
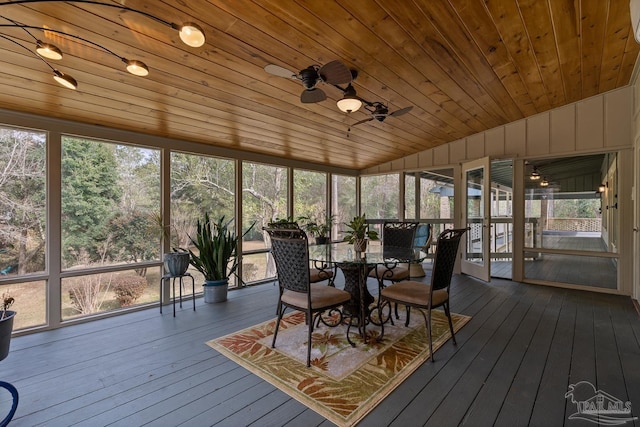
[115,145,159,215]
[293,170,326,220]
[552,199,599,218]
[242,162,287,237]
[171,154,234,215]
[108,212,158,273]
[361,174,400,219]
[0,129,46,274]
[61,137,121,266]
[108,146,161,267]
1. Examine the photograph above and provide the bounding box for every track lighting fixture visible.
[124,59,149,77]
[53,69,77,90]
[176,22,206,48]
[1,22,150,81]
[35,40,61,60]
[0,1,206,48]
[0,1,205,88]
[1,33,77,89]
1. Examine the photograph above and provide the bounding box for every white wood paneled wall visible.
[362,87,633,174]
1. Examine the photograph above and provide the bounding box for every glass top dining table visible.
[308,242,427,343]
[308,242,427,266]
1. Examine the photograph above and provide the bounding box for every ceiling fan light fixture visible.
[337,84,362,113]
[36,40,62,60]
[530,167,541,181]
[540,178,549,187]
[53,69,77,90]
[337,97,362,113]
[124,59,149,76]
[177,22,206,47]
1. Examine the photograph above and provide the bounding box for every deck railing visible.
[469,217,601,260]
[369,217,601,261]
[545,218,601,232]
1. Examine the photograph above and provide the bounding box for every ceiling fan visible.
[347,102,413,134]
[264,60,354,103]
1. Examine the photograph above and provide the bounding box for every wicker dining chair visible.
[368,221,419,285]
[265,227,351,367]
[368,221,418,321]
[267,221,335,285]
[379,228,467,362]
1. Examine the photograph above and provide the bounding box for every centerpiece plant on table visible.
[343,214,379,252]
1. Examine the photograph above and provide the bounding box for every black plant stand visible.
[0,380,18,427]
[1,344,18,427]
[160,273,195,317]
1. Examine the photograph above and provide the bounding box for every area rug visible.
[206,307,471,427]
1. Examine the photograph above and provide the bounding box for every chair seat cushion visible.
[368,264,410,281]
[380,280,448,307]
[282,284,350,310]
[310,268,334,283]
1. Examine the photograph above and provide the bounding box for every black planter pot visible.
[315,236,330,245]
[0,310,16,362]
[163,252,190,276]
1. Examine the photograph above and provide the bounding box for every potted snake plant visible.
[186,214,253,303]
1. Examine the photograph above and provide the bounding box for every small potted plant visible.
[151,213,190,277]
[186,214,254,303]
[298,213,336,244]
[0,291,16,361]
[163,251,190,276]
[343,213,379,252]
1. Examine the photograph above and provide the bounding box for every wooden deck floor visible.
[2,275,639,426]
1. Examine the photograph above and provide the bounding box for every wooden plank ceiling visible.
[0,0,638,170]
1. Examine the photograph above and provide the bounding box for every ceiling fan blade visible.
[300,88,327,103]
[264,64,297,79]
[389,106,413,117]
[318,60,352,85]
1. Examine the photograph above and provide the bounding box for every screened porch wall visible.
[362,86,635,296]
